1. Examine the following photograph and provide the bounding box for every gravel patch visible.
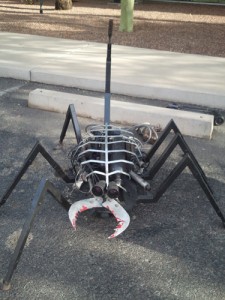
[0,0,225,57]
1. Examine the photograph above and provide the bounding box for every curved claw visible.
[102,199,130,239]
[68,197,130,239]
[68,197,103,229]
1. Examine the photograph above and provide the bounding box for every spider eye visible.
[107,182,119,199]
[92,181,106,197]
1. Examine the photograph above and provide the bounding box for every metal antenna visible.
[104,19,113,125]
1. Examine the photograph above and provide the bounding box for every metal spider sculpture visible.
[1,20,225,291]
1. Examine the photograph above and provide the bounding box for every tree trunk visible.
[119,0,134,32]
[55,0,72,10]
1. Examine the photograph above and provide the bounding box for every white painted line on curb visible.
[28,89,214,139]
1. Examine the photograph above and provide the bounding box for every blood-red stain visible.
[80,205,88,212]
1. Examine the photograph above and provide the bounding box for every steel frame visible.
[1,117,225,291]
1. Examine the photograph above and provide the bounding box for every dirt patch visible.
[5,229,34,252]
[0,0,225,57]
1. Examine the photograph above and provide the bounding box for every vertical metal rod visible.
[104,125,109,186]
[40,0,43,13]
[104,19,113,125]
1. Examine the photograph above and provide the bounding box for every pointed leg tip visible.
[0,280,11,291]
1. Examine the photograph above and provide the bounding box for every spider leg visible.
[141,119,225,226]
[59,104,82,145]
[0,178,70,291]
[0,141,74,207]
[145,119,209,185]
[150,154,225,226]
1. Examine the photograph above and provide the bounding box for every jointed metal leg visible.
[0,142,75,207]
[59,104,82,145]
[140,120,225,226]
[0,178,70,291]
[145,119,210,188]
[150,154,225,226]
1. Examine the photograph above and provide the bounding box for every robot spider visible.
[1,20,225,291]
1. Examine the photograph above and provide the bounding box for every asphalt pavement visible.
[0,78,225,299]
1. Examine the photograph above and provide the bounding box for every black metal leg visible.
[0,142,75,207]
[187,156,225,226]
[151,154,225,226]
[152,154,191,202]
[145,119,180,161]
[0,178,70,291]
[59,104,82,145]
[144,119,210,188]
[146,133,180,180]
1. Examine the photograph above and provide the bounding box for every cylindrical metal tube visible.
[129,170,151,191]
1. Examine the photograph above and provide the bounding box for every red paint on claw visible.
[72,212,79,228]
[72,219,76,228]
[116,222,124,229]
[79,205,88,212]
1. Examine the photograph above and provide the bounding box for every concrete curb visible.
[28,89,214,139]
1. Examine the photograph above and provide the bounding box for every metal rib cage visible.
[71,124,143,186]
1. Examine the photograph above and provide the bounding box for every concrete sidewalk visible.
[1,32,225,109]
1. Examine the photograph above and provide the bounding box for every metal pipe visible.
[130,170,151,190]
[104,19,113,125]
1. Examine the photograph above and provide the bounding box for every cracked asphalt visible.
[0,78,225,300]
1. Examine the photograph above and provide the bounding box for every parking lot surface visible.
[0,78,225,300]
